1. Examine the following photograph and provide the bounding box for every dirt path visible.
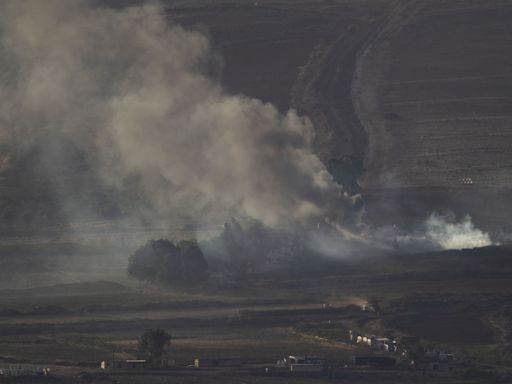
[351,0,425,188]
[0,297,364,326]
[290,18,377,162]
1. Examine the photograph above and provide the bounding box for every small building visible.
[352,356,396,368]
[283,356,325,366]
[0,366,49,377]
[284,355,305,365]
[371,337,389,350]
[371,337,397,352]
[101,359,148,370]
[423,350,454,362]
[278,356,325,373]
[194,357,242,368]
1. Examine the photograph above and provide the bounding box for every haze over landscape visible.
[0,0,511,383]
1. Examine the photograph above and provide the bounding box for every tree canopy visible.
[138,328,171,364]
[127,239,209,285]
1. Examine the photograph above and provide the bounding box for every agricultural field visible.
[1,246,512,382]
[354,0,512,230]
[356,0,512,188]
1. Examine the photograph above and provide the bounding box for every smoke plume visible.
[374,212,495,252]
[0,0,353,230]
[0,1,494,260]
[425,213,494,250]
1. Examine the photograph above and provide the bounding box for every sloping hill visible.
[355,0,512,189]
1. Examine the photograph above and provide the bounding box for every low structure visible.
[284,356,325,365]
[277,355,326,373]
[371,337,397,352]
[0,366,49,377]
[372,337,388,350]
[349,330,398,352]
[414,350,455,371]
[194,357,242,368]
[101,359,148,370]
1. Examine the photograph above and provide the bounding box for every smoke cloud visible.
[374,212,495,252]
[0,0,495,261]
[425,213,494,250]
[0,0,353,230]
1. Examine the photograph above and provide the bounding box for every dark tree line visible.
[127,239,209,285]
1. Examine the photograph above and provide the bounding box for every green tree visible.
[138,328,171,364]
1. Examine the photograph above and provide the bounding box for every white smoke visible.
[425,213,494,250]
[0,0,352,230]
[375,212,496,252]
[1,1,493,257]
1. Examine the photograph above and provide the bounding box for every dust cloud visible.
[0,0,354,232]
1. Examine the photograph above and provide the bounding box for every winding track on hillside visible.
[291,23,373,162]
[351,0,425,187]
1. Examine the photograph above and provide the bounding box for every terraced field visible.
[355,0,512,189]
